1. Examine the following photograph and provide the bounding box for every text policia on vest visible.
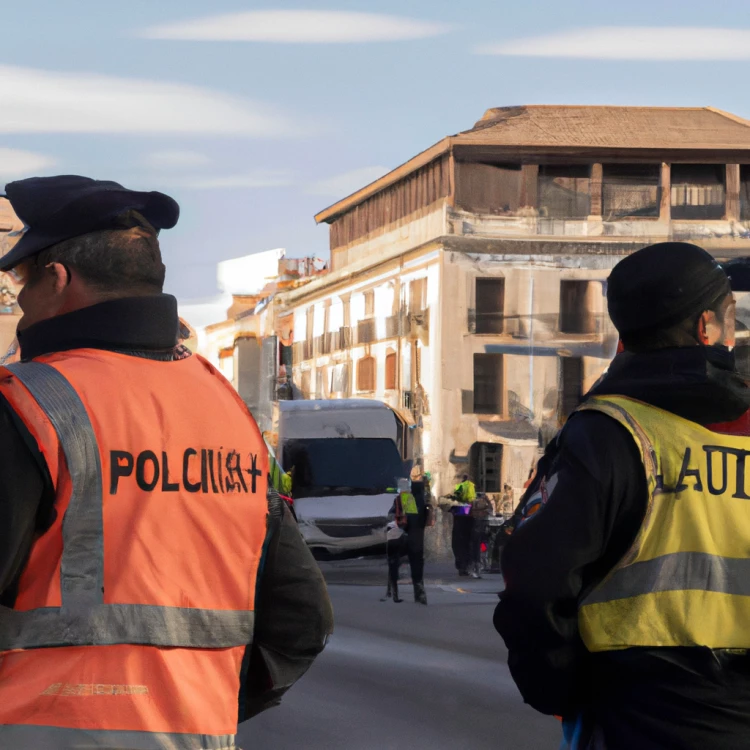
[109,448,264,495]
[665,444,750,497]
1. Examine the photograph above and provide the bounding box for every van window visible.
[283,438,406,498]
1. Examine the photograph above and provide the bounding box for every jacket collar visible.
[17,294,179,362]
[586,346,750,425]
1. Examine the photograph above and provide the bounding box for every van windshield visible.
[282,438,406,498]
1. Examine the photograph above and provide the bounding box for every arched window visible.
[357,355,376,392]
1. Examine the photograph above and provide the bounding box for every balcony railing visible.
[385,313,409,338]
[340,326,353,349]
[292,340,311,362]
[468,309,505,335]
[357,318,376,345]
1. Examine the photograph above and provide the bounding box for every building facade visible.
[196,251,326,437]
[0,198,26,356]
[292,105,750,508]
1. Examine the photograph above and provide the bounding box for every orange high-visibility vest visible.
[0,349,269,749]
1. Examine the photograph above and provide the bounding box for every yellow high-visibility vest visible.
[577,394,750,652]
[267,448,286,494]
[400,492,418,515]
[455,481,476,502]
[280,471,293,496]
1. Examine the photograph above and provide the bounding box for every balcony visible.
[357,318,377,345]
[340,326,353,349]
[468,309,505,335]
[409,310,430,343]
[312,333,332,356]
[329,330,341,351]
[385,313,410,338]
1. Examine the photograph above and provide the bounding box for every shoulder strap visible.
[7,361,105,609]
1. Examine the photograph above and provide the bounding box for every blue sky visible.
[2,0,750,301]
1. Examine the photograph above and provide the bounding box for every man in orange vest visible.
[0,175,334,749]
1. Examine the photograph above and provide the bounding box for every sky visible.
[2,0,750,303]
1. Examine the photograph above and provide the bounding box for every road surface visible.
[238,564,560,750]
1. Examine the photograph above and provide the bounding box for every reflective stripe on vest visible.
[0,725,236,749]
[583,550,750,605]
[577,394,750,651]
[0,361,254,650]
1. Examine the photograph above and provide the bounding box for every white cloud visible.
[0,65,297,136]
[148,150,213,169]
[308,166,390,197]
[174,170,294,190]
[476,27,750,60]
[141,10,451,43]
[0,148,57,179]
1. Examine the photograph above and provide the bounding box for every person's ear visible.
[697,311,722,345]
[697,313,710,344]
[45,263,70,295]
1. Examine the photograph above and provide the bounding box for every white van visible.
[275,399,413,557]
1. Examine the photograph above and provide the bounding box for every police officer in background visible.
[387,477,428,604]
[0,176,333,749]
[495,242,750,750]
[440,473,476,576]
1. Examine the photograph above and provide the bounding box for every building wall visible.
[0,202,27,356]
[433,250,621,507]
[285,238,622,559]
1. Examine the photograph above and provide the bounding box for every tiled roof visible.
[315,105,750,223]
[460,106,750,150]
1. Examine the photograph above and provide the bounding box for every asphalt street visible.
[238,561,560,750]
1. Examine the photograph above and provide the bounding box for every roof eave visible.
[314,137,453,225]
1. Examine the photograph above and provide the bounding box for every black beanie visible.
[607,242,731,336]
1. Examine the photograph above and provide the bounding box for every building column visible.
[520,164,539,209]
[589,163,603,218]
[726,164,740,221]
[339,293,353,397]
[659,163,671,223]
[340,293,351,328]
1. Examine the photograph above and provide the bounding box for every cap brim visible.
[0,231,68,272]
[0,188,179,272]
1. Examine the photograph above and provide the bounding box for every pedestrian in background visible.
[499,483,515,515]
[469,492,493,578]
[441,473,476,576]
[0,175,333,749]
[386,478,428,604]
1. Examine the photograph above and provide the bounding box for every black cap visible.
[607,242,731,336]
[0,175,180,271]
[722,258,750,292]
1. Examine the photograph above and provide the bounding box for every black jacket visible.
[494,346,750,750]
[0,295,334,721]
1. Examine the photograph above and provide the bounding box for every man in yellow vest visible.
[494,242,750,750]
[455,473,476,503]
[384,478,428,604]
[0,175,333,748]
[445,473,476,576]
[267,443,294,497]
